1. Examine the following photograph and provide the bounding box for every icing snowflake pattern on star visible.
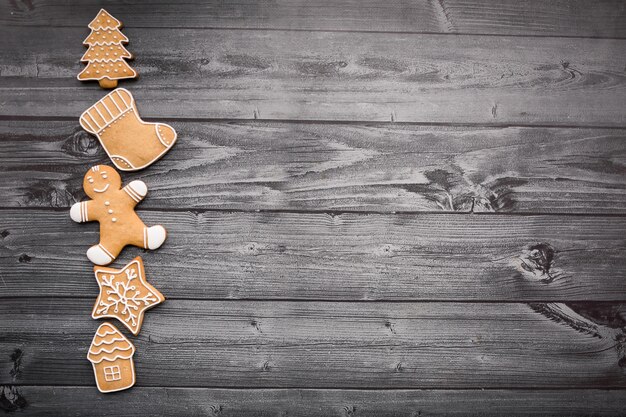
[92,256,165,335]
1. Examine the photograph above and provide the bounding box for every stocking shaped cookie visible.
[80,88,177,171]
[70,165,167,265]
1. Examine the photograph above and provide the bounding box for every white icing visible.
[87,245,114,265]
[147,225,167,250]
[70,202,82,222]
[93,183,110,193]
[92,259,163,335]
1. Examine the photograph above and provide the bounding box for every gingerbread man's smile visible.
[93,184,110,193]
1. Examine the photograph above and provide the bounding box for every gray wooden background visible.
[2,1,626,415]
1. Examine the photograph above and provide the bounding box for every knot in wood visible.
[18,254,32,263]
[245,242,260,255]
[343,405,357,416]
[62,130,103,157]
[375,244,396,257]
[518,243,556,282]
[0,385,27,412]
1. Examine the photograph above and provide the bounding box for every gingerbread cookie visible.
[93,256,165,335]
[80,89,177,171]
[88,322,136,393]
[78,9,137,89]
[70,165,167,265]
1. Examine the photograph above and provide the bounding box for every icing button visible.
[105,201,110,206]
[112,218,117,223]
[108,209,113,214]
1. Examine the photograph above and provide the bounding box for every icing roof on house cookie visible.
[87,322,135,364]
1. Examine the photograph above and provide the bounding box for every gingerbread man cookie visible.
[80,89,177,171]
[70,165,167,265]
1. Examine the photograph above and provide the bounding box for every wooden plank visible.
[1,299,625,387]
[1,210,625,301]
[2,120,626,213]
[5,386,626,416]
[1,0,625,38]
[2,28,626,125]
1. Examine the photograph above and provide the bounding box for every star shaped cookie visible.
[92,256,165,335]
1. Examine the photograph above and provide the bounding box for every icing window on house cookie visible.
[103,365,122,381]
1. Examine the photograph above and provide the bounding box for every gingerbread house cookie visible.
[87,322,136,393]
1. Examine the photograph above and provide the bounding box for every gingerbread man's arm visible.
[122,180,148,204]
[70,200,95,223]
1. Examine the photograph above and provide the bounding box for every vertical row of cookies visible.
[72,9,178,393]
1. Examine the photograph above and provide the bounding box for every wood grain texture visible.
[1,299,625,388]
[1,210,625,301]
[1,1,625,413]
[1,0,625,38]
[3,28,626,125]
[5,387,626,416]
[2,121,626,213]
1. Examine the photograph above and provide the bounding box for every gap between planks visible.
[5,115,626,130]
[2,25,626,40]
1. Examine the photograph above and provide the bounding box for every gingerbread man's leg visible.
[86,214,167,265]
[89,218,146,265]
[114,217,167,254]
[87,239,126,266]
[126,224,167,250]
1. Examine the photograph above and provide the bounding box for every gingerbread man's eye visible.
[88,178,94,183]
[102,173,108,179]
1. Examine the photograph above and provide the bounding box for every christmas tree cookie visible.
[80,88,177,171]
[70,165,167,265]
[78,9,137,88]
